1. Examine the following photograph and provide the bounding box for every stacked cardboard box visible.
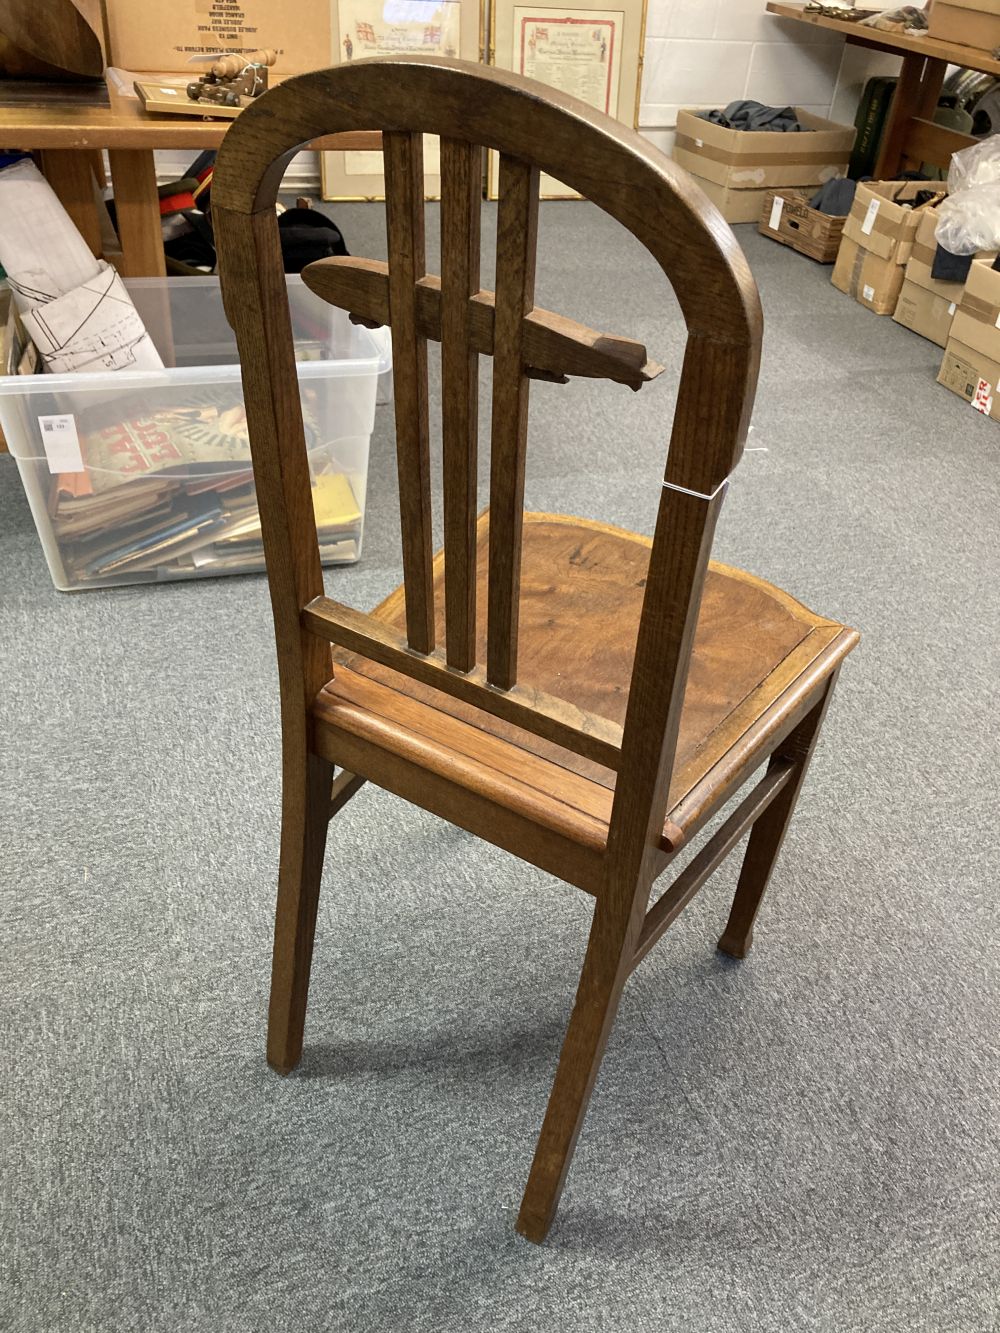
[892,209,968,346]
[928,0,1000,50]
[672,109,856,225]
[831,181,945,315]
[757,189,845,263]
[937,258,1000,422]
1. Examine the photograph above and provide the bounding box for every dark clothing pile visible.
[808,177,858,216]
[696,101,808,133]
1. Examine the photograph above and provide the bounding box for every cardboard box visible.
[672,109,856,195]
[938,339,1000,422]
[936,259,1000,421]
[927,2,1000,49]
[106,0,332,74]
[890,208,996,345]
[901,209,969,302]
[831,180,944,314]
[893,280,958,345]
[686,174,772,224]
[758,188,845,262]
[948,257,1000,358]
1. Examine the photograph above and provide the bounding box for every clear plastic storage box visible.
[0,275,391,591]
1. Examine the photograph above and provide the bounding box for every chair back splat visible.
[213,56,762,876]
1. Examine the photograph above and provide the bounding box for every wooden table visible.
[766,3,1000,175]
[0,71,380,278]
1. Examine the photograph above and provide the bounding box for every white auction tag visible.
[768,195,784,230]
[994,310,1000,329]
[972,378,993,415]
[862,284,875,302]
[38,414,85,474]
[948,302,957,316]
[861,198,880,236]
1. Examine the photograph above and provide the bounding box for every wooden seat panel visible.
[313,514,853,850]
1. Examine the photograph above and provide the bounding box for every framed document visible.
[488,0,646,197]
[321,0,483,200]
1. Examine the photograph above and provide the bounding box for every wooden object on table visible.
[212,55,860,1244]
[2,71,381,278]
[766,2,998,175]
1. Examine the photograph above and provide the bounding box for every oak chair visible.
[213,56,859,1244]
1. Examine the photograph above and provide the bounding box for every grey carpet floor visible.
[1,203,998,1333]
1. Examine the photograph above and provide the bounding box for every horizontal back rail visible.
[302,595,623,771]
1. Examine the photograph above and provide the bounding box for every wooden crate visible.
[758,188,845,264]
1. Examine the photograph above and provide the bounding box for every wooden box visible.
[757,189,845,263]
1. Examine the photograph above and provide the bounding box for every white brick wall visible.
[639,0,900,152]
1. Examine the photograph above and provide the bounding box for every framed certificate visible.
[321,0,484,200]
[488,0,646,197]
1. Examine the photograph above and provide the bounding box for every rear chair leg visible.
[517,899,638,1243]
[267,750,334,1074]
[718,670,840,959]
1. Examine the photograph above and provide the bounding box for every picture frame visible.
[487,0,647,198]
[320,0,484,200]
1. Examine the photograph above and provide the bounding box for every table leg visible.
[38,149,103,257]
[875,54,948,178]
[107,148,166,278]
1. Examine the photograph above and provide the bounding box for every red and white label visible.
[971,378,993,416]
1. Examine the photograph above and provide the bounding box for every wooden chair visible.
[213,57,859,1243]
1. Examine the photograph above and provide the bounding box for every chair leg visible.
[718,671,840,960]
[516,900,638,1243]
[267,750,335,1074]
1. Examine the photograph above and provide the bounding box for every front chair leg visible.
[267,749,335,1074]
[517,901,637,1243]
[718,670,840,960]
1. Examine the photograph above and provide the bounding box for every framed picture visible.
[321,0,484,200]
[487,0,646,198]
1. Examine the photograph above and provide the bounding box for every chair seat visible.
[313,514,857,858]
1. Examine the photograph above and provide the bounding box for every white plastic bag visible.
[935,180,1000,255]
[947,136,1000,194]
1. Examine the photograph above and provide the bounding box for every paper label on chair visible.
[972,378,993,415]
[862,284,875,302]
[38,414,85,474]
[861,198,880,235]
[768,196,784,230]
[949,302,957,316]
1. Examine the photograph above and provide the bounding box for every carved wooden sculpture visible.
[213,56,859,1243]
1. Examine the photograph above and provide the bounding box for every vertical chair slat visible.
[383,130,435,654]
[487,154,539,689]
[439,138,482,671]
